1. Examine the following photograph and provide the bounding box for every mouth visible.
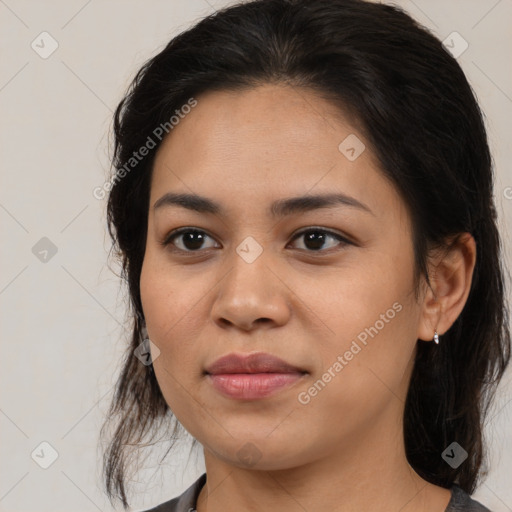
[204,352,308,400]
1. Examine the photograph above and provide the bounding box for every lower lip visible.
[207,372,304,400]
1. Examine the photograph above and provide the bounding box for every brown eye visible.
[288,228,351,252]
[162,228,218,252]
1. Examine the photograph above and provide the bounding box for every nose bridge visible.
[223,235,273,303]
[211,235,290,329]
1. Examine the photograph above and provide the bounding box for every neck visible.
[195,410,452,512]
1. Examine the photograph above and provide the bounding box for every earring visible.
[433,330,440,344]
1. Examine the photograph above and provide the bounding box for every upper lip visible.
[205,352,305,375]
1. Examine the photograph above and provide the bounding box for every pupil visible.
[305,231,325,250]
[184,232,204,250]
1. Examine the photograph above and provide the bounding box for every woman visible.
[100,0,511,511]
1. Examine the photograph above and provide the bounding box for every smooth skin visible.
[139,84,476,512]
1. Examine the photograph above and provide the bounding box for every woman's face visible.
[140,84,429,470]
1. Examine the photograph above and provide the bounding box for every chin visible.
[203,435,315,471]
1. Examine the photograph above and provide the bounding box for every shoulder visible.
[445,485,492,512]
[138,473,207,512]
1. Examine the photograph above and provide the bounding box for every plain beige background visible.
[1,1,511,511]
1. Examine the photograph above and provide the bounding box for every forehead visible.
[153,84,367,171]
[150,84,405,224]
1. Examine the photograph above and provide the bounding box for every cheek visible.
[140,250,196,336]
[304,249,412,345]
[140,256,204,421]
[303,243,419,400]
[292,295,419,451]
[139,251,215,377]
[140,258,171,336]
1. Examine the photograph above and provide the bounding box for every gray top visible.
[141,473,492,512]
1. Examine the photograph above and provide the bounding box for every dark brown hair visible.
[100,0,511,508]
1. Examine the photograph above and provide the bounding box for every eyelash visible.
[160,227,352,255]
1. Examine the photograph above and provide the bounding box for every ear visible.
[417,233,477,342]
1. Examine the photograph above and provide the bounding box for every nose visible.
[211,247,291,332]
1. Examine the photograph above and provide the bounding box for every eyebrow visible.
[153,192,374,218]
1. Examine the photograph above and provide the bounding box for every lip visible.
[205,352,307,400]
[205,352,305,375]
